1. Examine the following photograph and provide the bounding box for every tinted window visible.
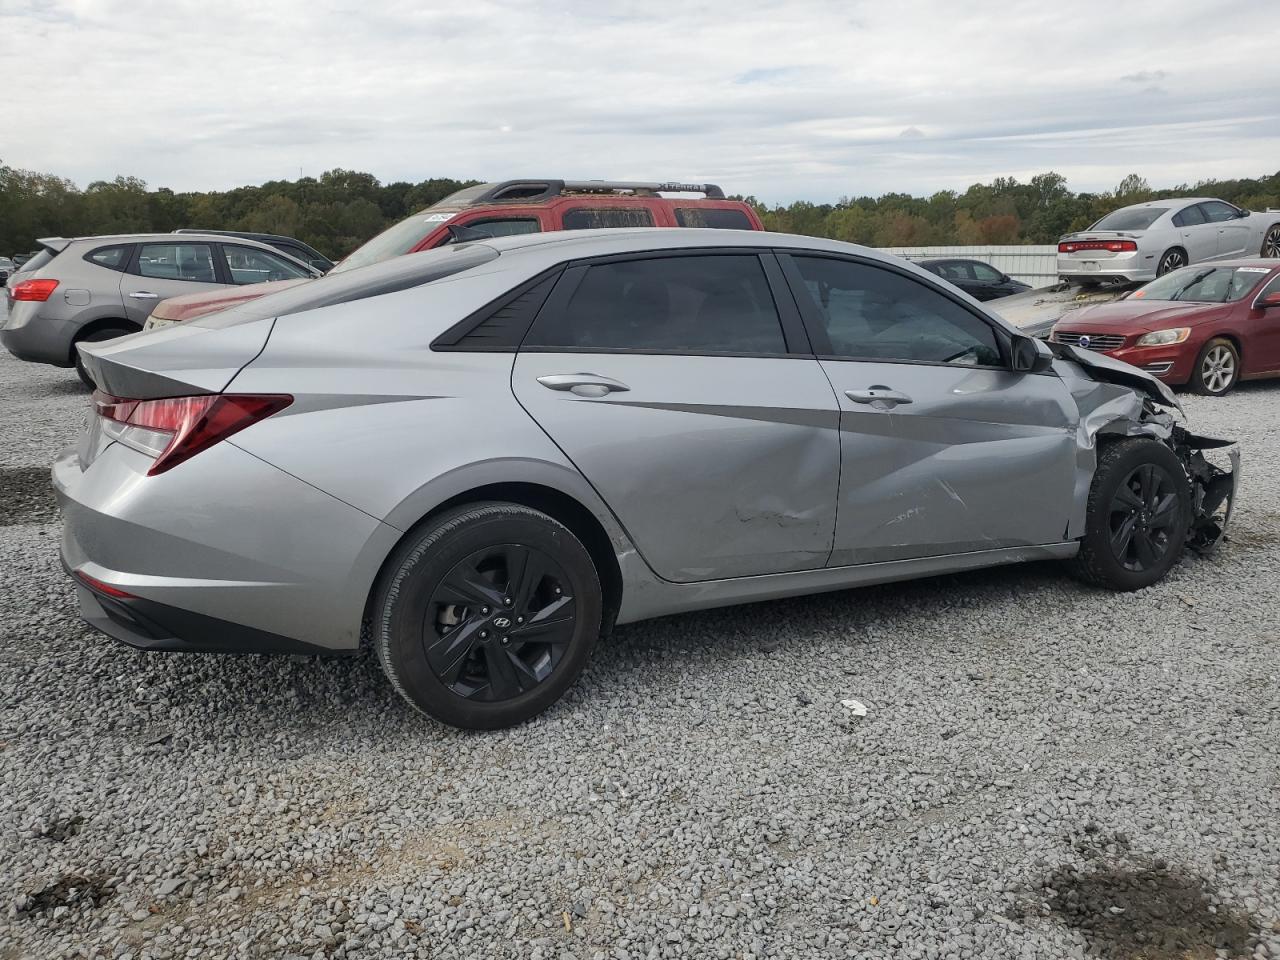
[221,245,311,285]
[1172,204,1207,228]
[441,218,540,244]
[527,255,785,354]
[971,262,1003,282]
[136,243,217,282]
[674,207,753,229]
[927,261,971,281]
[86,246,129,270]
[1091,207,1167,231]
[791,257,1002,366]
[561,208,655,230]
[1200,201,1240,224]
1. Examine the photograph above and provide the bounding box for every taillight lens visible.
[11,278,59,301]
[1058,240,1138,254]
[93,391,292,475]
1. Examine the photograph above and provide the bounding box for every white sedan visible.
[1057,198,1280,284]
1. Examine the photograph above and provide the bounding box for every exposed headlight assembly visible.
[1136,328,1191,346]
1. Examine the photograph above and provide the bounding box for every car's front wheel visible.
[1190,337,1240,396]
[1069,439,1191,591]
[373,502,602,729]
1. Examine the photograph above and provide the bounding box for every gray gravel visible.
[1,349,1278,960]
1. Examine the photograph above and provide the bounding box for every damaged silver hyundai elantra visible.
[54,229,1239,729]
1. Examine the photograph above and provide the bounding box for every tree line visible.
[3,160,1278,260]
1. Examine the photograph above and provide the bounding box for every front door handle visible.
[128,291,160,300]
[846,387,913,407]
[537,373,631,398]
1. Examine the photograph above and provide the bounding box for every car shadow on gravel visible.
[0,466,59,525]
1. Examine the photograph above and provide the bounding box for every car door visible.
[1171,204,1218,265]
[511,250,841,582]
[777,253,1078,565]
[969,261,1012,301]
[120,242,225,324]
[1246,270,1280,373]
[1202,201,1251,258]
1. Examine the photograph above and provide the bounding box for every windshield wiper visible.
[1171,269,1215,301]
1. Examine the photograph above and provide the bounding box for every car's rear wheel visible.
[1069,439,1191,591]
[1156,248,1187,276]
[373,502,602,729]
[1262,224,1280,258]
[73,326,135,389]
[1190,337,1239,396]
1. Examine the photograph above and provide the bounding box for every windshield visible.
[329,207,458,275]
[1089,207,1167,231]
[1132,265,1273,303]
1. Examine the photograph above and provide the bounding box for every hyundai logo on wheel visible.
[492,616,512,629]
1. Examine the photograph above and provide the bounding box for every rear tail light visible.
[1058,240,1138,254]
[93,391,292,475]
[10,278,59,301]
[74,569,137,599]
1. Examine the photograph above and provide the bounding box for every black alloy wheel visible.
[1108,462,1181,572]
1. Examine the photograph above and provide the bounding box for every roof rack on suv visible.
[474,180,726,203]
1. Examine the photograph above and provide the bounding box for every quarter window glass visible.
[674,207,753,229]
[792,257,1002,366]
[221,246,311,285]
[527,255,786,354]
[1172,205,1206,227]
[1200,201,1239,224]
[561,208,655,230]
[136,244,217,282]
[87,246,128,270]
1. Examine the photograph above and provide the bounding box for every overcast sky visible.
[2,0,1277,203]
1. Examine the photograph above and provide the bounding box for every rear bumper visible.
[52,439,399,655]
[1057,252,1156,283]
[0,304,75,366]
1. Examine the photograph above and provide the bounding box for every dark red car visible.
[1051,260,1280,395]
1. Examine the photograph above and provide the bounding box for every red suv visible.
[146,181,762,326]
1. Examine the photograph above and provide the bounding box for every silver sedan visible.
[55,229,1238,728]
[1058,198,1280,284]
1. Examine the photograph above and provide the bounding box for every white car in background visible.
[1057,198,1280,284]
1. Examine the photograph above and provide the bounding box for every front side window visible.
[561,207,655,230]
[221,246,312,285]
[526,255,786,354]
[1200,201,1241,224]
[440,218,541,245]
[1132,265,1272,303]
[136,243,217,282]
[1091,207,1167,231]
[791,256,1003,366]
[674,207,753,229]
[970,262,1003,282]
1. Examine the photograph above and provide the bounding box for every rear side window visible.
[561,208,655,230]
[85,246,129,271]
[136,243,217,282]
[526,255,786,354]
[928,262,970,281]
[790,256,1002,366]
[674,207,753,230]
[1172,204,1206,228]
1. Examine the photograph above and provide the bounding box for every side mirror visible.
[1010,334,1046,372]
[1258,291,1280,309]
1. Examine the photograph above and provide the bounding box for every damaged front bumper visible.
[1175,428,1239,554]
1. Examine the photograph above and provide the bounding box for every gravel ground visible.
[1,348,1278,960]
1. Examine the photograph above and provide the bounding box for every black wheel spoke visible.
[1112,483,1143,511]
[1149,492,1179,529]
[505,544,549,614]
[1111,514,1136,558]
[1137,464,1157,508]
[1133,529,1159,569]
[425,618,484,685]
[510,613,576,648]
[481,643,525,700]
[438,562,505,609]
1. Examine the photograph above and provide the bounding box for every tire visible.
[1261,223,1280,258]
[73,326,135,389]
[1156,248,1187,276]
[1189,337,1240,396]
[373,502,602,729]
[1069,438,1191,591]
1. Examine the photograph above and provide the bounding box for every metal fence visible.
[878,245,1059,286]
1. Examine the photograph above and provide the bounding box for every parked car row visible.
[1057,197,1280,284]
[59,227,1237,729]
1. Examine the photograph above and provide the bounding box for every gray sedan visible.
[1058,197,1280,283]
[56,229,1237,729]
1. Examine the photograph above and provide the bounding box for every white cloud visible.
[0,0,1276,203]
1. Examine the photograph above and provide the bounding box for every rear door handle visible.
[846,387,913,407]
[537,373,631,398]
[128,291,160,300]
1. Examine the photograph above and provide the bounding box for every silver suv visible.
[2,233,319,385]
[56,229,1237,729]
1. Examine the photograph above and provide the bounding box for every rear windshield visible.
[1132,265,1273,303]
[1090,207,1167,231]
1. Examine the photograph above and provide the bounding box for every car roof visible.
[1113,197,1223,210]
[467,226,884,259]
[36,233,314,266]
